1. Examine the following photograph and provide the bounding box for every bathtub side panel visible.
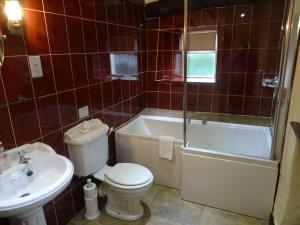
[115,134,181,189]
[181,152,278,220]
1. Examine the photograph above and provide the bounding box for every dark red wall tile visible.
[244,96,260,116]
[66,17,84,53]
[230,50,248,73]
[1,56,33,103]
[57,91,77,126]
[147,17,159,30]
[32,55,56,97]
[217,50,231,73]
[44,206,57,225]
[86,53,101,84]
[218,7,234,25]
[64,0,81,17]
[247,49,266,73]
[96,22,109,52]
[45,13,69,54]
[94,0,107,22]
[9,100,41,145]
[213,73,229,95]
[23,10,49,55]
[160,15,174,30]
[4,34,26,56]
[43,0,64,13]
[229,73,246,95]
[260,97,272,117]
[102,81,114,108]
[252,2,271,22]
[234,5,252,24]
[218,25,233,50]
[158,92,170,109]
[23,0,43,10]
[0,107,16,149]
[83,20,98,53]
[228,96,243,115]
[43,130,66,156]
[37,95,60,135]
[71,182,85,213]
[52,55,74,92]
[71,54,88,88]
[55,191,75,225]
[249,22,269,49]
[245,73,262,96]
[212,95,228,113]
[75,87,90,109]
[81,0,96,20]
[89,84,103,113]
[202,8,217,25]
[187,93,197,111]
[189,10,202,27]
[232,24,250,49]
[198,94,212,112]
[171,93,183,110]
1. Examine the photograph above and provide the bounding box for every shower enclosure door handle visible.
[262,77,279,88]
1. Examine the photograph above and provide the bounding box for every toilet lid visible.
[105,163,153,186]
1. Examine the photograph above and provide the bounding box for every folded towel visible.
[159,136,175,160]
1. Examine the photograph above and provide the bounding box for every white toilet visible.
[64,119,153,221]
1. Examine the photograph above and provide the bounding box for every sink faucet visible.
[17,150,33,176]
[17,150,31,164]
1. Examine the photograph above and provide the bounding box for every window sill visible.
[187,77,216,83]
[155,77,216,83]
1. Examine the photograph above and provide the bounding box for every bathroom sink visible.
[0,142,74,225]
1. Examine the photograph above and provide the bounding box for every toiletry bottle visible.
[0,142,11,171]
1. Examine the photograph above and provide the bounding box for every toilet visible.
[64,119,153,221]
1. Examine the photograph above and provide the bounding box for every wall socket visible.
[78,106,89,119]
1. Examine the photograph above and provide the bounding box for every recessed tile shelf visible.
[291,121,300,143]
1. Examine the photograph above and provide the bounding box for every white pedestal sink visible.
[0,142,74,225]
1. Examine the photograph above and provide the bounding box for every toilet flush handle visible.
[107,127,114,136]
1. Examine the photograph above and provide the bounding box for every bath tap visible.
[201,116,207,125]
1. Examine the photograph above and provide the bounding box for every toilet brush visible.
[83,179,100,220]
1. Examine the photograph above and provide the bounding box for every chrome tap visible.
[17,150,31,164]
[17,150,33,176]
[201,116,207,125]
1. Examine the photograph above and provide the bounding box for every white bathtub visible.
[115,115,278,220]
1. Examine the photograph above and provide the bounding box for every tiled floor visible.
[68,185,268,225]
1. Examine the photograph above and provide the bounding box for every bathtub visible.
[115,115,278,220]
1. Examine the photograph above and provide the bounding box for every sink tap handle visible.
[17,150,25,157]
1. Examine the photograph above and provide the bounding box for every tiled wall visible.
[146,1,285,116]
[0,0,145,224]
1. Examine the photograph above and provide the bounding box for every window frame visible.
[186,50,217,83]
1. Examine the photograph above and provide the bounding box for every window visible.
[110,53,138,80]
[187,31,217,83]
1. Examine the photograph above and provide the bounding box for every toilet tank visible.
[64,119,109,177]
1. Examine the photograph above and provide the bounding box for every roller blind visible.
[187,31,217,51]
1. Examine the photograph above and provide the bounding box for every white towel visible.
[159,136,174,160]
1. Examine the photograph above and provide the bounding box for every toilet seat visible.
[106,163,152,186]
[93,163,154,190]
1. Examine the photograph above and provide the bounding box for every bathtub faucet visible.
[201,116,207,125]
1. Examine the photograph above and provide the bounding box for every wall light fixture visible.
[4,0,23,35]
